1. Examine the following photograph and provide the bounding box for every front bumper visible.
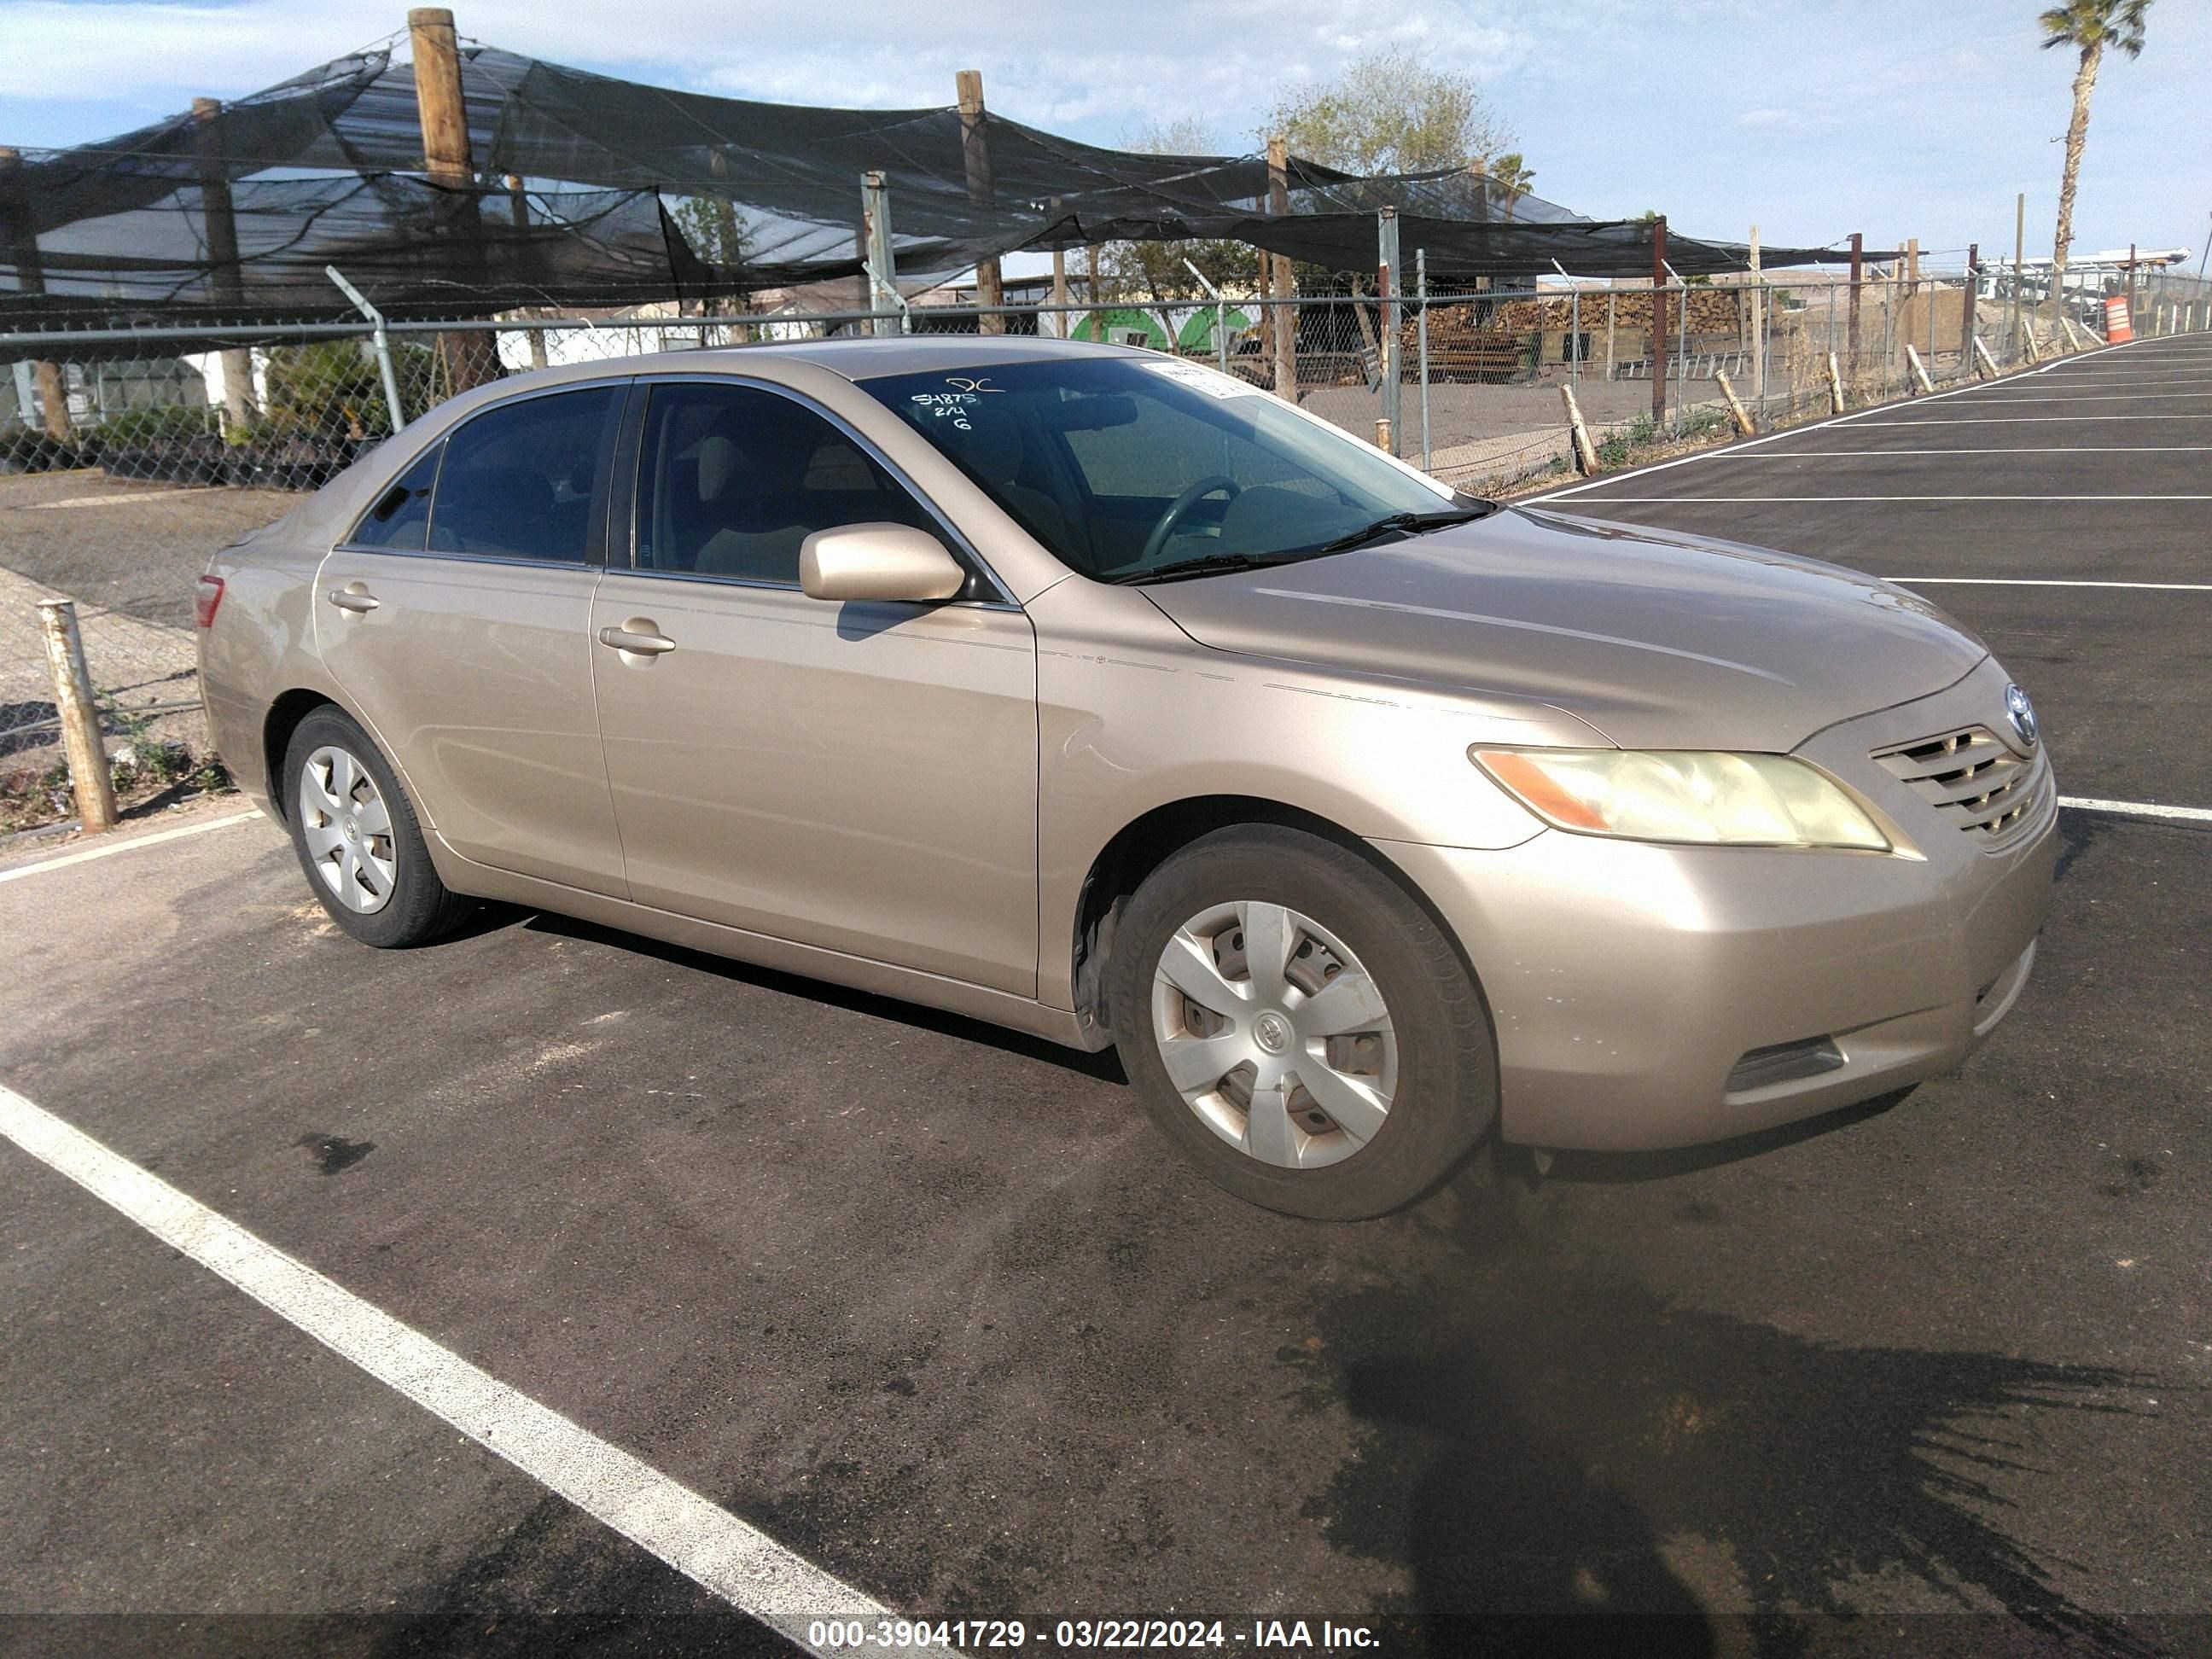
[1374,662,2059,1151]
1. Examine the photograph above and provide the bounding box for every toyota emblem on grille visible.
[2005,683,2039,748]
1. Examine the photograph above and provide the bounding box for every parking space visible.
[3,340,2209,1654]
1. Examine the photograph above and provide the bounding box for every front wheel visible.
[282,706,475,948]
[1108,826,1498,1219]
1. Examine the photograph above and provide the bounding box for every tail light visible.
[195,574,225,629]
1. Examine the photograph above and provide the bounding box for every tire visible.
[281,705,475,948]
[1108,825,1498,1220]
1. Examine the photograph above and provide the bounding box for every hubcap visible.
[1150,899,1397,1170]
[299,745,398,915]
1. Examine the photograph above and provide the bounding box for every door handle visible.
[597,622,676,656]
[327,585,380,614]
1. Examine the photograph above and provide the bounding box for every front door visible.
[589,379,1039,993]
[315,383,629,897]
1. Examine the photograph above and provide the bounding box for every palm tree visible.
[1490,153,1536,224]
[2040,0,2152,320]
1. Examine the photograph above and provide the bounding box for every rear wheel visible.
[282,706,474,948]
[1109,826,1497,1219]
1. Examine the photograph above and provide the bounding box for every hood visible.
[1138,506,1988,751]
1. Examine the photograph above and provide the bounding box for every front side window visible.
[633,381,949,585]
[862,357,1483,583]
[426,386,622,563]
[348,441,441,550]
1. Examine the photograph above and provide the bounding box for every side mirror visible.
[799,523,968,603]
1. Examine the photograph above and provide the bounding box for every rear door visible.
[589,377,1039,992]
[315,382,631,897]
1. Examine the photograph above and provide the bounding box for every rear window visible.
[425,387,623,563]
[347,442,441,550]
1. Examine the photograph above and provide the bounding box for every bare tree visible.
[2040,0,2152,318]
[1260,47,1515,177]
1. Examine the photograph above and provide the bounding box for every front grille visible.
[1872,725,2051,847]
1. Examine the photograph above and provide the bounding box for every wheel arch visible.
[1068,795,1490,1045]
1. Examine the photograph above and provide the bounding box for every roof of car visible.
[604,332,1148,383]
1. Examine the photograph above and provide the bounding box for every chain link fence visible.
[4,269,2206,831]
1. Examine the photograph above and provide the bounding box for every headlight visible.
[1470,747,1890,850]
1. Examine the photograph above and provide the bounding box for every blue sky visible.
[4,0,2205,270]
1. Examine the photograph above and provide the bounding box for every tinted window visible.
[349,442,441,550]
[635,382,947,585]
[427,387,622,562]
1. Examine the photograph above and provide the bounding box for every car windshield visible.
[860,356,1489,582]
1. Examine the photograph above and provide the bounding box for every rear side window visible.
[348,442,441,550]
[634,382,946,585]
[426,387,623,563]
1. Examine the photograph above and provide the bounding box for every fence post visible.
[38,600,118,835]
[326,266,406,433]
[1905,342,1935,393]
[1561,383,1598,474]
[1960,242,1979,371]
[1973,336,2000,379]
[1417,247,1430,472]
[1649,216,1669,422]
[1266,135,1296,399]
[2011,192,2026,359]
[1825,351,1845,413]
[504,176,550,366]
[956,71,1005,335]
[1377,207,1400,456]
[1847,231,1863,388]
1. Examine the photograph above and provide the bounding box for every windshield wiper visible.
[1097,551,1311,586]
[1318,506,1493,554]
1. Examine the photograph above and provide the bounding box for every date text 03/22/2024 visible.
[805,1618,1382,1650]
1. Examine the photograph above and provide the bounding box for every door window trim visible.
[614,373,1019,610]
[333,378,635,571]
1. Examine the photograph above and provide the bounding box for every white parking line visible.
[1719,447,2212,457]
[2060,796,2212,824]
[0,810,263,885]
[1564,495,2212,504]
[1848,414,2212,423]
[1940,392,2212,403]
[0,1081,887,1650]
[1894,579,2212,590]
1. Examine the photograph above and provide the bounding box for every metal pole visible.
[1650,215,1668,422]
[1554,259,1579,391]
[1749,224,1764,407]
[1417,247,1430,472]
[2012,192,2025,359]
[38,600,118,835]
[1180,258,1229,375]
[1847,231,1863,389]
[1378,207,1401,455]
[1962,243,1980,370]
[1663,259,1687,416]
[326,265,406,432]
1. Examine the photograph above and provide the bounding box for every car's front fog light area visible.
[1470,747,1891,850]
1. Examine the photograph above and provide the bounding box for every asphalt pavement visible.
[1,334,2206,1658]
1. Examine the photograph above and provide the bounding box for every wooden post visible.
[1049,196,1068,339]
[410,8,498,392]
[38,600,117,835]
[956,70,1005,335]
[1747,224,1763,405]
[0,147,76,446]
[1373,416,1392,451]
[1560,383,1598,473]
[506,175,549,367]
[1714,369,1755,435]
[190,99,258,432]
[1847,231,1863,389]
[1266,135,1295,399]
[1959,242,1979,371]
[1825,351,1845,413]
[2011,192,2025,359]
[1650,215,1668,422]
[1905,343,1935,393]
[1973,336,2000,379]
